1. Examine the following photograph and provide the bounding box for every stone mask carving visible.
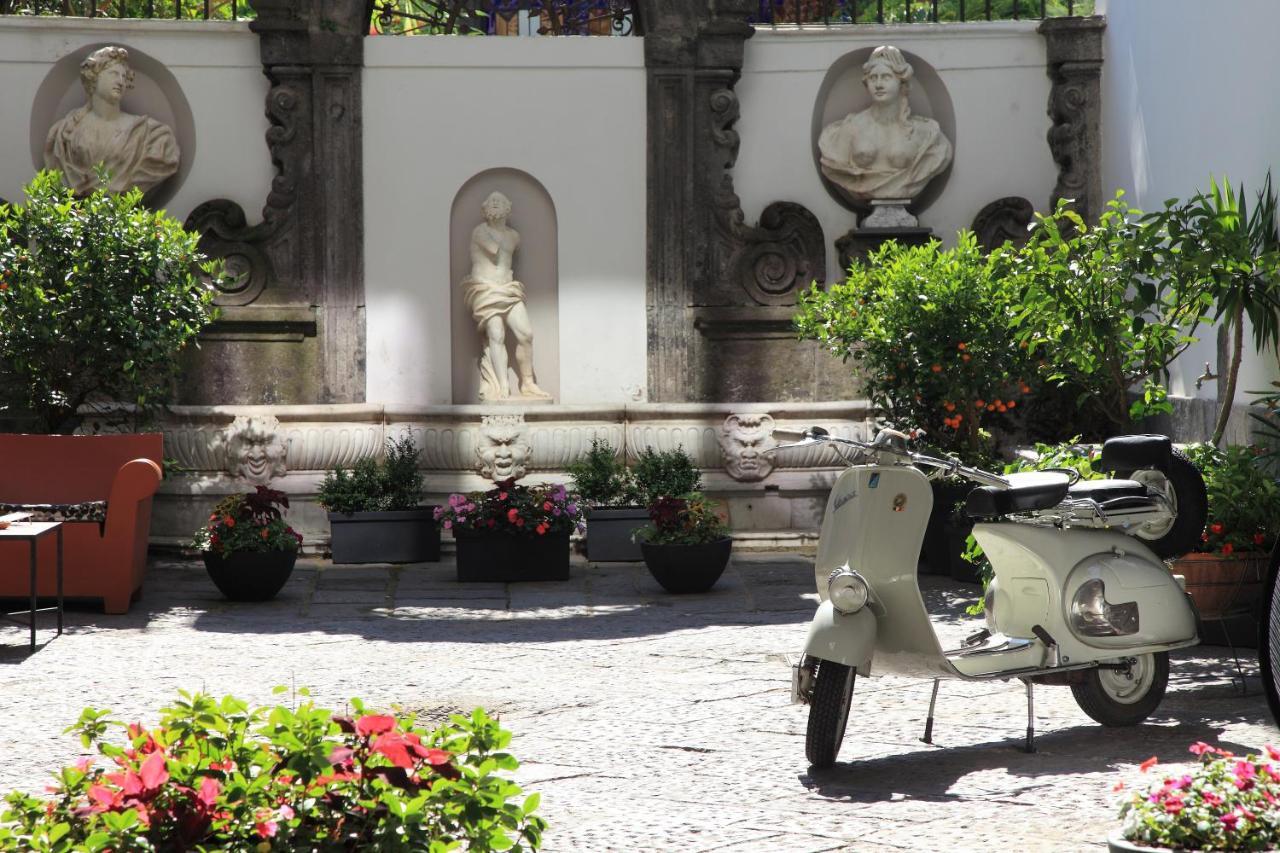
[227,415,287,485]
[476,414,532,481]
[719,413,777,482]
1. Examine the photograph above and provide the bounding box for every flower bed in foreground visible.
[0,690,544,852]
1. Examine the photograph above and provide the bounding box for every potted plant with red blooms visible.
[1110,742,1280,852]
[634,493,732,593]
[192,486,302,601]
[436,478,584,582]
[1170,445,1280,625]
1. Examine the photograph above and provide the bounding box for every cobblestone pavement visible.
[0,554,1274,852]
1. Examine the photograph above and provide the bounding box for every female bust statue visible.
[43,46,180,196]
[818,46,952,203]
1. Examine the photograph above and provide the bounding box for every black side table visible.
[0,522,64,652]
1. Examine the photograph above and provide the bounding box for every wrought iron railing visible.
[368,1,640,36]
[0,0,251,18]
[753,0,1093,25]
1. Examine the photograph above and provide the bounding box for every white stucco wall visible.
[735,23,1057,284]
[0,17,270,225]
[363,37,647,407]
[1101,0,1280,401]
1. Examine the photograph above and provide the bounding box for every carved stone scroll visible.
[971,196,1035,252]
[1039,17,1106,225]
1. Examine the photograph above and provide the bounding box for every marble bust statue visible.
[818,46,952,209]
[44,46,181,196]
[461,191,551,402]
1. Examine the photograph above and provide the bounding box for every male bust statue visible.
[461,191,551,401]
[44,46,181,196]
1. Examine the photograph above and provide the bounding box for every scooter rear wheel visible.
[806,659,855,768]
[1070,652,1169,726]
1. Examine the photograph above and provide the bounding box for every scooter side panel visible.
[804,600,876,674]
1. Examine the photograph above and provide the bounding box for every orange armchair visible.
[0,433,162,614]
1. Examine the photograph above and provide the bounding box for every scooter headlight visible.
[1070,578,1139,637]
[827,568,870,615]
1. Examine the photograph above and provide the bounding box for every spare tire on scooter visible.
[1120,448,1207,560]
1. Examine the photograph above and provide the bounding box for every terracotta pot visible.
[202,549,297,601]
[1170,551,1267,621]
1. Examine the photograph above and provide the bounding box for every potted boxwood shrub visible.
[436,478,585,582]
[192,486,301,601]
[635,494,732,594]
[1171,444,1280,627]
[317,433,440,564]
[568,438,645,562]
[1110,741,1280,851]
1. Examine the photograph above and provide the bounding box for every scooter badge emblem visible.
[892,493,907,512]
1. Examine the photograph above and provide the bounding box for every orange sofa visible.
[0,433,162,614]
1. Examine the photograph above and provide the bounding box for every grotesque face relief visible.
[227,415,288,485]
[476,414,532,482]
[719,414,778,482]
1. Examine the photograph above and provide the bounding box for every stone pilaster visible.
[1039,16,1106,224]
[640,0,839,403]
[180,0,366,405]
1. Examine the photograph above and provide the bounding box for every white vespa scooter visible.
[781,427,1207,768]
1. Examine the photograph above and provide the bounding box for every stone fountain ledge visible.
[152,400,873,551]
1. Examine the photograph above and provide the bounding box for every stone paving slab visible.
[0,554,1275,851]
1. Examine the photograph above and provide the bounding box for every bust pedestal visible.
[835,224,935,274]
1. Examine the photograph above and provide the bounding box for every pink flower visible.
[443,520,452,530]
[1190,742,1215,756]
[1267,744,1280,762]
[1164,795,1184,814]
[356,714,396,737]
[1221,812,1240,831]
[1203,791,1223,806]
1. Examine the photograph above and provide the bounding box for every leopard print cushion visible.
[0,501,108,523]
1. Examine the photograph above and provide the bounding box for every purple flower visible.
[433,507,444,520]
[567,502,578,514]
[553,507,561,516]
[576,522,586,534]
[448,493,465,508]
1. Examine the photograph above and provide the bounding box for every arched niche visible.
[450,168,560,404]
[810,46,956,218]
[30,42,195,209]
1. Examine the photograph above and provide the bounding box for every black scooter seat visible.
[1100,434,1172,476]
[966,471,1071,519]
[1066,478,1149,503]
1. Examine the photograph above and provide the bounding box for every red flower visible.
[1267,744,1280,762]
[373,731,431,769]
[1222,543,1235,556]
[543,501,552,511]
[507,508,519,523]
[1255,533,1267,546]
[355,714,396,737]
[1203,790,1223,806]
[197,776,221,807]
[1190,742,1215,756]
[1210,522,1224,535]
[139,752,169,791]
[1139,756,1158,773]
[1164,795,1184,814]
[1221,812,1239,831]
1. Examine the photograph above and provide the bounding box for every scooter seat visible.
[1066,478,1149,503]
[965,471,1070,519]
[1099,434,1172,476]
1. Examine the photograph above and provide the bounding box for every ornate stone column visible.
[1039,16,1106,224]
[181,0,366,405]
[640,0,845,403]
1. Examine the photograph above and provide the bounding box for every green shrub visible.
[567,438,640,507]
[0,170,220,433]
[634,494,728,546]
[318,433,425,513]
[632,447,702,506]
[1184,443,1280,554]
[0,690,545,852]
[795,232,1033,460]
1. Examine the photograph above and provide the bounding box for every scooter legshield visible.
[804,600,877,675]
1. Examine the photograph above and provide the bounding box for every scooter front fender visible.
[804,600,877,675]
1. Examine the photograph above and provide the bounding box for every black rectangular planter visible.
[328,509,441,564]
[585,506,648,562]
[454,530,571,582]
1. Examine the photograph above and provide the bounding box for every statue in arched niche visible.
[44,46,181,196]
[460,192,552,402]
[818,46,952,207]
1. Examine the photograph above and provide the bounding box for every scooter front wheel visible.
[1070,652,1169,726]
[806,659,855,768]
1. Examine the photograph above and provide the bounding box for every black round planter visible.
[640,537,733,593]
[202,550,298,601]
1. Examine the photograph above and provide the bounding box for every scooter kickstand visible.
[1022,679,1036,754]
[920,679,941,744]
